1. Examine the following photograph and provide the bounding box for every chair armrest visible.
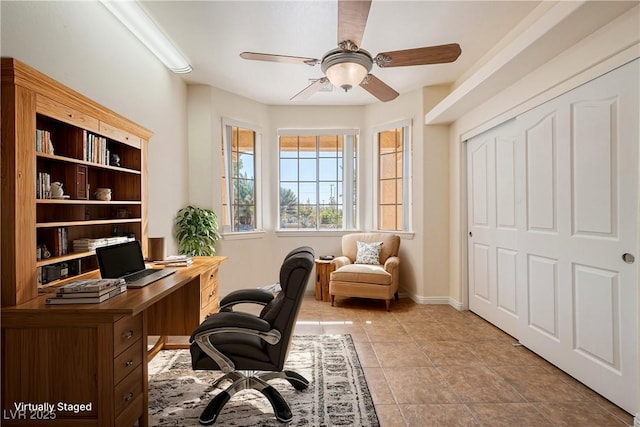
[219,288,275,312]
[191,312,282,373]
[332,256,352,270]
[384,256,400,273]
[193,311,272,335]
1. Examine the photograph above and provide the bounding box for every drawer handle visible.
[209,291,214,297]
[125,360,134,367]
[122,330,134,340]
[124,392,134,402]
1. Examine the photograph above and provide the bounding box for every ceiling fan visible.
[240,0,461,102]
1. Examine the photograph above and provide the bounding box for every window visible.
[221,119,261,233]
[375,120,411,231]
[278,130,357,230]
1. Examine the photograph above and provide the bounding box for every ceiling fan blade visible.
[290,78,329,101]
[337,0,372,49]
[360,74,399,102]
[240,52,319,66]
[375,43,461,68]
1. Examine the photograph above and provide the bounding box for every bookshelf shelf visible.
[36,218,142,228]
[36,152,142,174]
[2,58,152,307]
[36,250,96,267]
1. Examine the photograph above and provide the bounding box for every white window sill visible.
[371,230,415,240]
[275,229,362,238]
[221,230,266,240]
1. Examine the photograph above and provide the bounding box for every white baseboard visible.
[634,412,639,427]
[400,292,465,311]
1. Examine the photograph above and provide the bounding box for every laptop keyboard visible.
[125,269,157,282]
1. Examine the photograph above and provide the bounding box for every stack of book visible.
[154,255,194,267]
[72,236,133,252]
[46,278,127,305]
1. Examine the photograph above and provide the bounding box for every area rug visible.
[148,334,380,426]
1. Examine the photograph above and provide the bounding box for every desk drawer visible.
[114,339,142,385]
[201,268,218,289]
[115,393,143,427]
[114,365,143,415]
[200,282,218,309]
[114,314,143,356]
[201,300,219,322]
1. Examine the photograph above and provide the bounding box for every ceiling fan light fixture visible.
[321,49,372,92]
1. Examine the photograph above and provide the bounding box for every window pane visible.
[299,136,316,158]
[280,136,298,158]
[223,124,258,233]
[377,124,408,232]
[379,130,396,154]
[380,153,396,179]
[298,182,316,205]
[238,129,254,153]
[299,158,317,181]
[380,205,396,231]
[280,159,298,181]
[319,204,342,228]
[319,158,337,181]
[238,153,254,179]
[319,135,337,157]
[319,182,339,204]
[380,179,396,204]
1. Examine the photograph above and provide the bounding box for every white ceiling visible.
[140,0,542,106]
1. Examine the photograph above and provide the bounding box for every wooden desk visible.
[0,256,226,427]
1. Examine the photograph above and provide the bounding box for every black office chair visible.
[189,247,315,425]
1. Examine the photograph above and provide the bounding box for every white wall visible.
[1,1,188,255]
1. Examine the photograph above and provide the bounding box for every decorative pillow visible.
[355,241,383,265]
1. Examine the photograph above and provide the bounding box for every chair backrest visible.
[259,246,315,369]
[341,233,400,264]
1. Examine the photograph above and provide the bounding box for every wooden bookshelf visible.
[1,58,153,306]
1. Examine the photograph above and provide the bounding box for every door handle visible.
[469,231,473,237]
[622,253,635,264]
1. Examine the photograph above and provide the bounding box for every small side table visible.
[314,259,335,302]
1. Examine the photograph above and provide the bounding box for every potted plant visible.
[175,205,221,256]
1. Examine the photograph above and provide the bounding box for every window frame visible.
[373,119,412,233]
[276,128,359,232]
[221,118,263,237]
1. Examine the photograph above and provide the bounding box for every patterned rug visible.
[148,334,379,426]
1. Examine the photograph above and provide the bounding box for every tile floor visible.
[293,295,634,427]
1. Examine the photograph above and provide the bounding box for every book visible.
[55,283,126,298]
[154,255,193,267]
[56,278,125,293]
[46,285,127,304]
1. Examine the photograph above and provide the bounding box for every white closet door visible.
[467,119,520,337]
[516,60,638,413]
[467,59,638,413]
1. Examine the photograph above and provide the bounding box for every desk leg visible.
[147,335,167,362]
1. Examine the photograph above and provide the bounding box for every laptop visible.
[96,240,176,288]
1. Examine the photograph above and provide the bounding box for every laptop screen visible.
[96,240,146,278]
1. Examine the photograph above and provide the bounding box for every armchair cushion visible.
[330,264,391,285]
[355,241,383,264]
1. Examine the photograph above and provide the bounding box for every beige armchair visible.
[329,233,400,311]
